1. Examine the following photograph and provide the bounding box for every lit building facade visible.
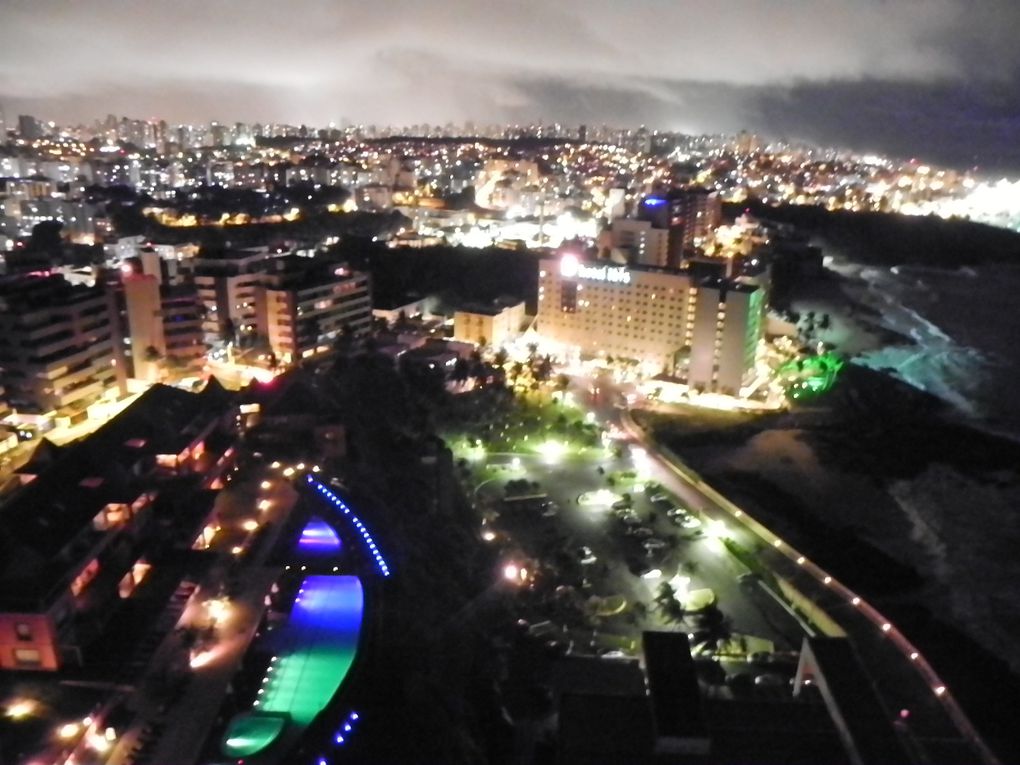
[686,278,764,395]
[122,273,165,381]
[119,273,205,380]
[672,188,722,253]
[453,300,526,347]
[605,218,670,267]
[160,285,205,368]
[254,258,372,363]
[189,247,276,345]
[0,274,123,414]
[537,255,763,393]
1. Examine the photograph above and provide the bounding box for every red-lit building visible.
[0,381,237,671]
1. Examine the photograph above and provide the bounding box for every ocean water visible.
[823,255,1020,676]
[826,256,1020,439]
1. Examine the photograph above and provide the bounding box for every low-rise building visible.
[0,382,236,671]
[453,298,527,347]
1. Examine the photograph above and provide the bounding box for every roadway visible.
[580,372,997,765]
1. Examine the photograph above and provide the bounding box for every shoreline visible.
[632,364,1020,763]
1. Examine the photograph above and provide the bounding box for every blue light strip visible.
[315,710,362,764]
[307,477,391,577]
[333,709,361,746]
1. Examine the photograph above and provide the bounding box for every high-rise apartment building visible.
[253,257,372,363]
[188,247,278,345]
[17,114,43,141]
[671,188,721,254]
[118,272,205,381]
[605,218,671,268]
[160,286,205,368]
[0,275,123,414]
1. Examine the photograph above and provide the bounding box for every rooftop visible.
[801,638,911,765]
[0,380,234,608]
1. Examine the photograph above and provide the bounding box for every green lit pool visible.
[221,575,364,758]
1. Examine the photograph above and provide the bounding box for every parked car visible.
[754,673,787,687]
[577,546,598,565]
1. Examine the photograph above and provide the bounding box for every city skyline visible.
[1,4,1020,763]
[3,0,1020,170]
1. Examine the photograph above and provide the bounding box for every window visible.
[14,648,41,666]
[15,622,32,641]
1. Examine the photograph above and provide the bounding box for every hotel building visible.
[536,255,764,395]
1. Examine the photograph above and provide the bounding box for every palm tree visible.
[654,582,686,625]
[695,602,733,649]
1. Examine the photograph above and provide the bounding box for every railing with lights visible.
[306,476,391,578]
[312,709,363,764]
[622,407,1001,765]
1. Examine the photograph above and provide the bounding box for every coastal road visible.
[581,372,999,765]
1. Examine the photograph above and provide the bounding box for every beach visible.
[634,246,1020,761]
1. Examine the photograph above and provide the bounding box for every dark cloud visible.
[1,0,1019,170]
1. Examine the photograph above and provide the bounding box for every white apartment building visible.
[254,258,372,363]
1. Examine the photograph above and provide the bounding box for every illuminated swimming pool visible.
[221,575,364,758]
[299,516,343,554]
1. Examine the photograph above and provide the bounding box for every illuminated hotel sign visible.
[560,255,631,284]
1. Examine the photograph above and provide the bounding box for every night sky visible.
[2,0,1020,170]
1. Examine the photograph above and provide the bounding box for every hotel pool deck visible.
[221,478,391,761]
[221,575,364,758]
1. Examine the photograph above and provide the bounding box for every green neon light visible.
[779,351,844,400]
